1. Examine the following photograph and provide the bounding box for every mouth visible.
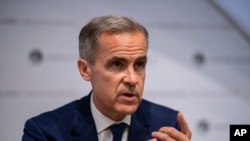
[123,93,135,97]
[120,92,138,103]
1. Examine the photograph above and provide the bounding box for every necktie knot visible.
[109,123,127,141]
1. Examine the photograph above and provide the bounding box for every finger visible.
[151,131,176,141]
[158,127,187,141]
[177,112,192,139]
[148,138,157,141]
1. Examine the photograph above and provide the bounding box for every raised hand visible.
[149,112,192,141]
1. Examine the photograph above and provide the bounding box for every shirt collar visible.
[90,93,131,133]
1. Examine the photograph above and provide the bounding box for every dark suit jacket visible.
[22,93,180,141]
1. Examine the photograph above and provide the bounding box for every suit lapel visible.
[128,115,151,141]
[68,94,153,141]
[70,93,99,141]
[128,102,152,141]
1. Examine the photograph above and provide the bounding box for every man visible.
[22,15,192,141]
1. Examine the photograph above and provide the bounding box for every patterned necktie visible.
[109,123,127,141]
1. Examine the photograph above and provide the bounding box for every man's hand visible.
[149,112,192,141]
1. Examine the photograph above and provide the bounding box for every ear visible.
[77,58,91,81]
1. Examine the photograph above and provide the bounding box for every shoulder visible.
[24,99,79,132]
[140,99,178,116]
[135,99,180,129]
[22,94,92,140]
[31,99,79,122]
[140,99,177,114]
[24,95,90,131]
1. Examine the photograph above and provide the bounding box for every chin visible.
[119,104,139,115]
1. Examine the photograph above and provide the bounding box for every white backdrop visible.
[1,0,250,141]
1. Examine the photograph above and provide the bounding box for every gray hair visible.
[78,15,149,64]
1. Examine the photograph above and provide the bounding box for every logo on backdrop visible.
[193,52,205,66]
[196,119,210,134]
[29,49,43,65]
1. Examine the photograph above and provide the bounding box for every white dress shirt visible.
[90,94,131,141]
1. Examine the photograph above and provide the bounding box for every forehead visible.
[95,31,147,60]
[99,31,146,50]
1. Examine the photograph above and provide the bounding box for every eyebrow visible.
[109,56,127,62]
[135,55,147,62]
[110,55,147,62]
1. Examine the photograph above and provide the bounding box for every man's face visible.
[88,31,147,121]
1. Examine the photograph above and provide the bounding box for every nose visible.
[123,68,138,86]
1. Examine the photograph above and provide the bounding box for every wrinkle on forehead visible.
[99,30,147,46]
[97,31,147,60]
[99,46,146,63]
[99,45,147,62]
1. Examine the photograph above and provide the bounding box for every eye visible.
[134,56,147,71]
[112,60,122,68]
[135,61,146,69]
[105,57,127,71]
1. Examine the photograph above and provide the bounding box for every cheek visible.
[139,73,146,84]
[138,75,146,93]
[92,70,122,91]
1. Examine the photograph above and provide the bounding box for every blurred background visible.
[0,0,250,140]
